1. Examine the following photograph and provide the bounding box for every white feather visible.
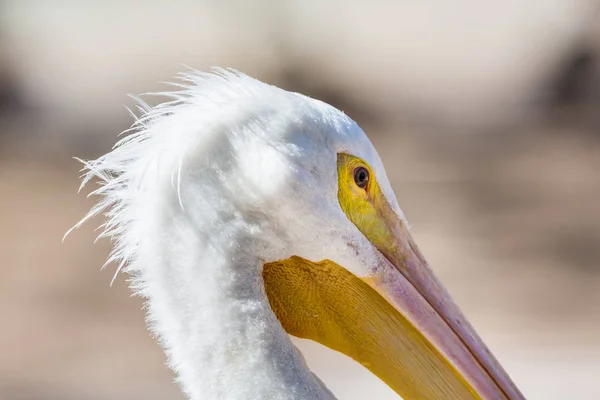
[68,68,404,400]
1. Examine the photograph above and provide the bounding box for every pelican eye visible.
[353,167,370,189]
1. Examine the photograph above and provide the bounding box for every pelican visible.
[70,69,525,400]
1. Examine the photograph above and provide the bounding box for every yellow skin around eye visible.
[336,153,401,259]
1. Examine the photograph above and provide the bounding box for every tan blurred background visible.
[1,1,600,399]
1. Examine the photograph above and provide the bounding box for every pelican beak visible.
[262,154,525,400]
[362,224,524,400]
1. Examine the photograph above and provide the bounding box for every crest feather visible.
[65,68,282,284]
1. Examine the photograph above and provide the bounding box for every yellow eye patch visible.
[337,153,399,254]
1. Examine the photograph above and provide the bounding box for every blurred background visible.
[1,1,600,399]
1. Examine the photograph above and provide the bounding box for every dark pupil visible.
[354,167,369,188]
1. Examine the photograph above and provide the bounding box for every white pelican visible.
[70,69,525,400]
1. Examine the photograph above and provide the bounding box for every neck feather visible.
[132,195,333,400]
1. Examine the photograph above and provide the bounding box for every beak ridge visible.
[367,204,525,400]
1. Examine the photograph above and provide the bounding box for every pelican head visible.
[72,69,524,400]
